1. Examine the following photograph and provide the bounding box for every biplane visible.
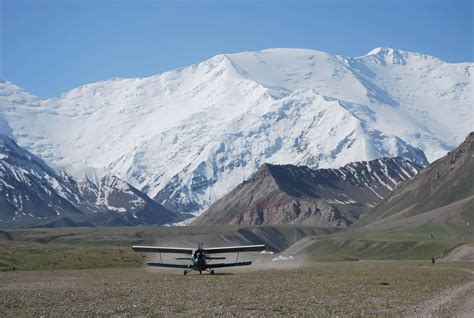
[132,243,266,275]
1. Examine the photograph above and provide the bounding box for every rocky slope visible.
[0,48,471,215]
[0,135,179,227]
[193,157,422,226]
[357,132,474,230]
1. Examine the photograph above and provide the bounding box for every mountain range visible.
[0,47,472,218]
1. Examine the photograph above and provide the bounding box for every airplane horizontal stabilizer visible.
[206,256,226,260]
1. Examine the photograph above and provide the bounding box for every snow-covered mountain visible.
[0,48,472,214]
[0,134,179,227]
[0,134,83,224]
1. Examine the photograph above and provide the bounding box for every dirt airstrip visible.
[1,261,472,316]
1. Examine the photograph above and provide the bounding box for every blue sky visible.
[1,0,473,98]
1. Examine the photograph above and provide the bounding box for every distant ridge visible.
[357,132,474,230]
[193,157,421,226]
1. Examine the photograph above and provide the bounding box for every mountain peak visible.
[465,132,474,142]
[362,47,442,65]
[363,47,409,64]
[246,163,279,185]
[366,47,398,55]
[256,162,274,173]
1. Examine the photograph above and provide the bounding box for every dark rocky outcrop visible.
[193,157,422,227]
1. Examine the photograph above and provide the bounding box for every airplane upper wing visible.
[132,245,193,254]
[204,244,266,254]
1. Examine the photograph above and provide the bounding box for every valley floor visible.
[1,261,472,316]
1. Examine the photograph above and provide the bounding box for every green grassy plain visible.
[0,223,472,271]
[0,226,332,271]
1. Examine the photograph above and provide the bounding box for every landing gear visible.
[183,268,214,275]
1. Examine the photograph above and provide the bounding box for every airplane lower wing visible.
[206,261,252,268]
[132,246,193,254]
[146,262,190,268]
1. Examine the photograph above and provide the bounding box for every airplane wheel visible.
[184,270,187,276]
[199,271,202,275]
[211,270,215,275]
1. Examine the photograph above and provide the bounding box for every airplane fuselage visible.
[190,250,207,272]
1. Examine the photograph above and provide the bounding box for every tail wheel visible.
[183,270,187,276]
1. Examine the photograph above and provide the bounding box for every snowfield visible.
[0,48,472,214]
